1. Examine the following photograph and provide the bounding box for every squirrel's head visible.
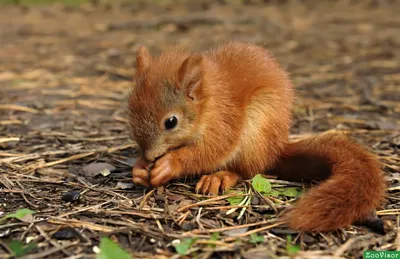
[128,45,205,163]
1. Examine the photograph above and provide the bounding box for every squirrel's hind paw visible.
[195,170,241,195]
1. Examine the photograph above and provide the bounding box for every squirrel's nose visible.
[144,150,165,163]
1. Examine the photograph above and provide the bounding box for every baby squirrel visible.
[128,42,386,232]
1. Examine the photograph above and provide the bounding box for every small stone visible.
[61,191,80,203]
[107,48,121,58]
[119,199,133,207]
[302,233,315,244]
[0,229,10,238]
[82,162,115,177]
[52,227,79,240]
[93,246,100,254]
[360,217,386,235]
[171,239,180,246]
[251,195,260,205]
[180,222,197,231]
[115,182,134,189]
[100,169,111,177]
[270,228,299,235]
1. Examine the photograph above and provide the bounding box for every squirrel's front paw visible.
[132,167,150,187]
[132,156,151,187]
[150,153,182,187]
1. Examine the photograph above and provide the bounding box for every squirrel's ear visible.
[136,45,151,76]
[178,55,203,100]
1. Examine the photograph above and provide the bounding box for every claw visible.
[196,171,241,195]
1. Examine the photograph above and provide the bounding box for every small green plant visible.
[226,190,251,219]
[0,208,35,223]
[225,175,302,220]
[226,191,245,206]
[208,232,220,248]
[96,237,131,259]
[9,240,36,257]
[173,237,197,255]
[286,235,300,255]
[270,187,302,198]
[249,233,264,244]
[251,174,302,198]
[251,174,272,193]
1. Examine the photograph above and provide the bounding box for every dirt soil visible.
[0,0,399,258]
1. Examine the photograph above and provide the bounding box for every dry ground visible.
[0,0,399,258]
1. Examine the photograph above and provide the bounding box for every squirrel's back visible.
[205,42,294,106]
[196,42,296,176]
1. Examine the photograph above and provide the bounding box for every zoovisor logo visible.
[364,251,400,259]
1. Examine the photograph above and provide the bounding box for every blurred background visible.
[0,0,398,136]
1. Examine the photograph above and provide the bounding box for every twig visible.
[0,120,23,125]
[34,152,96,170]
[48,217,116,232]
[177,192,246,212]
[139,189,155,209]
[19,241,79,259]
[224,222,285,241]
[0,137,20,143]
[189,220,277,234]
[196,207,205,231]
[57,200,112,218]
[0,104,38,113]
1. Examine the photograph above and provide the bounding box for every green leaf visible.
[251,174,271,194]
[226,191,245,206]
[269,189,282,197]
[268,187,302,198]
[249,233,264,244]
[173,238,197,255]
[210,232,220,241]
[282,187,301,197]
[208,232,220,248]
[9,240,36,257]
[6,208,35,219]
[96,237,132,259]
[286,235,300,255]
[1,208,35,223]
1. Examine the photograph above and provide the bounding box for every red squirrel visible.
[128,42,386,232]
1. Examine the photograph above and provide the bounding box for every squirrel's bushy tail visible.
[271,131,386,232]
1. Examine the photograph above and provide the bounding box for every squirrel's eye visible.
[164,116,178,130]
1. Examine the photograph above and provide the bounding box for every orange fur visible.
[272,132,386,231]
[128,42,386,232]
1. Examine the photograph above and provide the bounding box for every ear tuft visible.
[178,55,203,100]
[136,45,151,76]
